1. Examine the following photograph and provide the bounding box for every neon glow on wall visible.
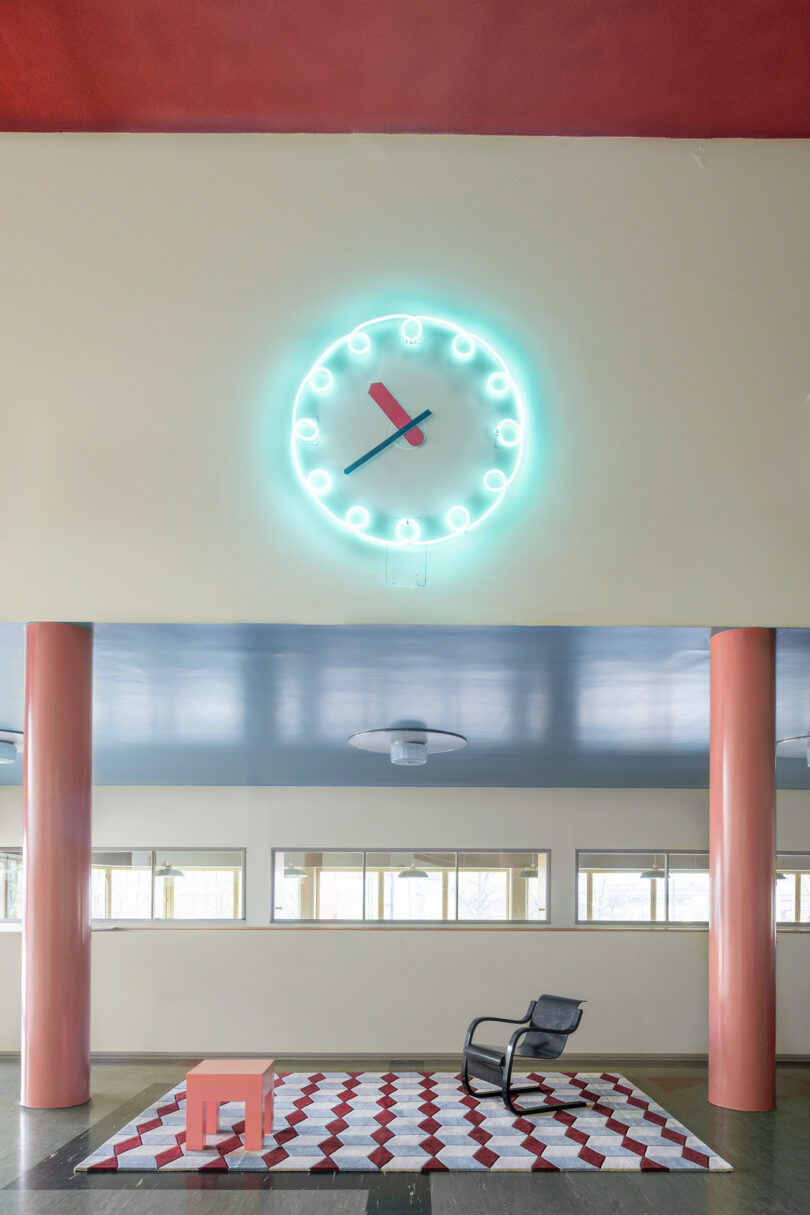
[291,313,527,548]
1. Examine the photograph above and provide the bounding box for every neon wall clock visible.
[291,313,526,547]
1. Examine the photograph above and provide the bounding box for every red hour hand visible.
[368,382,425,446]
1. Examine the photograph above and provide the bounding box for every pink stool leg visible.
[186,1087,205,1151]
[244,1094,264,1151]
[264,1085,274,1136]
[205,1100,219,1135]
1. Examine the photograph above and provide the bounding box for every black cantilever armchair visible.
[461,994,586,1116]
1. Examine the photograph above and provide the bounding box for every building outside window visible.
[272,849,549,923]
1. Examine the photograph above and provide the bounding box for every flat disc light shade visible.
[155,864,184,878]
[398,864,428,879]
[639,868,663,879]
[284,865,307,879]
[775,733,810,767]
[0,731,23,764]
[348,728,466,767]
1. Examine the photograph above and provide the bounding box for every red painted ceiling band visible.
[1,1,810,137]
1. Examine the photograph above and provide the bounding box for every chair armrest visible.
[503,1025,536,1075]
[463,1003,534,1052]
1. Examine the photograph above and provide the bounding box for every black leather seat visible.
[461,993,586,1116]
[464,1043,506,1069]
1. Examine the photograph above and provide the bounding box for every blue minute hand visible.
[344,409,432,475]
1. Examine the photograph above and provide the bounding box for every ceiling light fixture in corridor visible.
[348,728,467,767]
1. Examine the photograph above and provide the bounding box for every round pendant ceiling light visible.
[391,740,427,766]
[518,865,538,880]
[348,728,467,767]
[284,864,307,879]
[639,863,664,880]
[398,862,429,879]
[776,734,810,767]
[155,862,184,878]
[0,731,23,765]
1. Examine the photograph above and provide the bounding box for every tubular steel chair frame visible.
[461,996,586,1116]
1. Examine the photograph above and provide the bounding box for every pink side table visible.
[185,1058,275,1152]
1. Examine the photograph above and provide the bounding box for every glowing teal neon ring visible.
[291,313,527,547]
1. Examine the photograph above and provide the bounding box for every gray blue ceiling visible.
[0,624,809,788]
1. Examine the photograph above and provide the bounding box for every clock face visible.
[291,313,526,547]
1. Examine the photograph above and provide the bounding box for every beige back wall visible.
[1,786,808,1056]
[1,135,809,625]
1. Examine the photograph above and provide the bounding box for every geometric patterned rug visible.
[75,1071,732,1173]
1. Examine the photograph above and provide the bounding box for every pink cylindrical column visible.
[708,627,775,1111]
[21,623,93,1108]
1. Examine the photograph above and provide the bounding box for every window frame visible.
[776,851,810,927]
[91,847,247,925]
[270,847,551,926]
[575,849,710,927]
[0,848,23,923]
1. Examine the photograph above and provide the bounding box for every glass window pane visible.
[0,850,22,921]
[457,852,548,922]
[667,852,709,922]
[153,850,243,920]
[91,850,152,919]
[273,849,550,924]
[319,866,364,920]
[365,852,454,921]
[776,854,810,923]
[316,853,364,920]
[273,851,305,919]
[775,872,796,923]
[273,851,364,921]
[578,852,666,922]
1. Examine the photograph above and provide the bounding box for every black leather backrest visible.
[518,994,585,1060]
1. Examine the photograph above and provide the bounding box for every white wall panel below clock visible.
[1,135,809,625]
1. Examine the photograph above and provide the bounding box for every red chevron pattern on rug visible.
[76,1071,732,1173]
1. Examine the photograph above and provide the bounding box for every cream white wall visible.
[0,786,808,1056]
[2,136,810,626]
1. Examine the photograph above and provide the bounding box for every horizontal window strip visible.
[272,848,549,925]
